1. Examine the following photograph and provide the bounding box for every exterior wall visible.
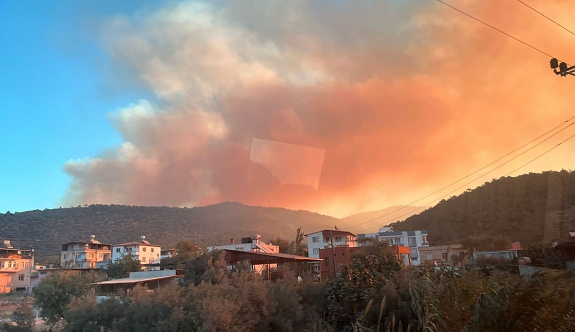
[0,248,34,293]
[318,245,410,281]
[61,242,112,269]
[207,239,279,254]
[307,230,357,259]
[28,267,59,294]
[111,244,162,269]
[472,250,519,260]
[419,244,467,267]
[358,228,429,265]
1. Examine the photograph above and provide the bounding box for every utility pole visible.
[550,58,575,77]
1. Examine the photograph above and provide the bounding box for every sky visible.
[2,1,575,225]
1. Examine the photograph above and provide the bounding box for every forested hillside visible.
[393,170,575,246]
[0,202,340,258]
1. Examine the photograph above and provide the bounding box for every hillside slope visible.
[0,202,339,258]
[393,170,575,246]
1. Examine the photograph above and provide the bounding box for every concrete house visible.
[305,229,357,259]
[61,235,112,269]
[207,234,279,254]
[112,236,162,270]
[0,240,34,293]
[358,227,429,265]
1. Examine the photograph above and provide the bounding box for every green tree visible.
[161,239,203,271]
[326,243,402,331]
[33,271,104,326]
[107,253,142,279]
[293,227,306,256]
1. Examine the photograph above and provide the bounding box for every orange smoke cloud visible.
[64,1,575,218]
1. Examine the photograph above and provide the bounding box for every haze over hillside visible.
[341,206,427,232]
[0,202,343,258]
[2,170,575,258]
[393,170,575,247]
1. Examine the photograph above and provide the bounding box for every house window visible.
[408,238,417,247]
[335,236,342,242]
[312,236,319,243]
[325,258,330,267]
[115,248,121,253]
[40,271,47,275]
[89,254,94,259]
[151,248,154,253]
[142,257,146,263]
[142,247,147,252]
[312,248,319,255]
[324,237,330,243]
[426,254,433,260]
[18,274,24,281]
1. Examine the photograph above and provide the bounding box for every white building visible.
[207,235,279,254]
[112,236,162,270]
[60,235,112,269]
[305,229,357,259]
[358,227,429,265]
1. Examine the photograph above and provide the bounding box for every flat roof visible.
[304,230,357,237]
[222,249,322,265]
[92,275,176,285]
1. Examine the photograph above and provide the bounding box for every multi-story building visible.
[207,235,279,254]
[305,229,357,259]
[112,236,162,270]
[60,235,112,269]
[0,240,34,293]
[358,227,429,265]
[318,245,411,281]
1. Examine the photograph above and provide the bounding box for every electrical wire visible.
[505,133,575,176]
[347,117,575,232]
[517,0,575,37]
[434,0,557,59]
[353,129,575,235]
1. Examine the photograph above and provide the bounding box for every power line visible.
[505,134,575,176]
[354,130,575,234]
[517,0,575,37]
[434,0,556,59]
[349,117,575,233]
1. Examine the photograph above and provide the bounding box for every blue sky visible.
[0,1,156,212]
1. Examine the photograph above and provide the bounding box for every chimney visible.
[3,240,12,249]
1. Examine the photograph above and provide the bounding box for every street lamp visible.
[550,58,575,77]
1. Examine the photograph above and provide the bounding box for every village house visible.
[27,265,59,295]
[305,229,357,259]
[207,234,279,254]
[112,236,162,270]
[419,244,468,268]
[358,227,429,265]
[0,240,34,293]
[318,244,411,281]
[60,235,112,269]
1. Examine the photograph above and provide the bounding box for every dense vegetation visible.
[31,243,575,332]
[0,202,340,258]
[394,170,575,247]
[3,170,575,259]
